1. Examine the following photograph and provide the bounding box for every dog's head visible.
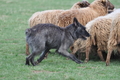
[73,17,90,40]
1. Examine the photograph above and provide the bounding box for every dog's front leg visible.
[58,48,82,64]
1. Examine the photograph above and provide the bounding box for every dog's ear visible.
[73,17,79,27]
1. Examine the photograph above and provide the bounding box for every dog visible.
[25,17,90,66]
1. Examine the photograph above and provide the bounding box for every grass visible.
[0,0,120,80]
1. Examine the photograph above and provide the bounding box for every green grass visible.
[0,0,120,80]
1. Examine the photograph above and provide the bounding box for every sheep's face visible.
[107,0,114,13]
[101,0,114,13]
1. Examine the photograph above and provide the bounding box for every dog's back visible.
[26,24,64,49]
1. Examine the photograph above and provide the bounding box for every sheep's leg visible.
[78,52,84,60]
[97,49,105,61]
[78,52,81,60]
[106,49,113,66]
[85,47,91,62]
[58,49,82,64]
[26,43,30,55]
[36,48,50,64]
[117,48,120,53]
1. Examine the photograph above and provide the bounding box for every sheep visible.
[85,9,120,63]
[26,1,90,55]
[57,0,114,27]
[29,1,90,28]
[106,10,120,66]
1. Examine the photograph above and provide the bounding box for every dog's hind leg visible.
[36,48,50,64]
[26,51,39,66]
[25,53,34,65]
[58,49,82,64]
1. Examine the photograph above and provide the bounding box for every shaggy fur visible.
[29,1,90,28]
[85,9,120,62]
[106,9,120,66]
[57,0,114,27]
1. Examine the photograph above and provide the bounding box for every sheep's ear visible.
[73,17,79,27]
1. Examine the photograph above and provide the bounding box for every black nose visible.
[86,33,90,37]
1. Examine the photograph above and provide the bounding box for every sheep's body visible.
[106,10,120,66]
[71,39,86,53]
[29,10,64,27]
[29,1,90,27]
[85,9,120,62]
[57,0,114,27]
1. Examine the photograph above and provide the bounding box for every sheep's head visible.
[79,1,90,8]
[107,0,114,13]
[101,0,114,13]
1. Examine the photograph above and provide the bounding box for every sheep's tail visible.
[86,24,96,46]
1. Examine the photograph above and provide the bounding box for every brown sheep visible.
[29,1,90,28]
[57,0,114,27]
[106,9,120,66]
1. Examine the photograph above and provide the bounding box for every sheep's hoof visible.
[84,59,89,63]
[106,62,110,66]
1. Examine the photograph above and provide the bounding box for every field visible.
[0,0,120,80]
